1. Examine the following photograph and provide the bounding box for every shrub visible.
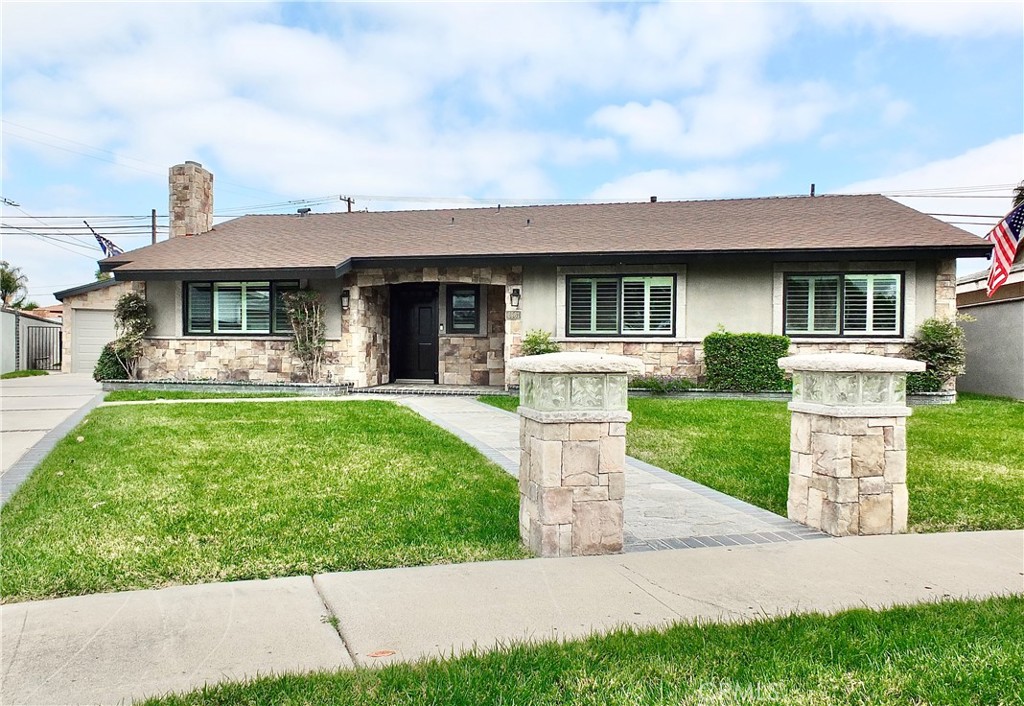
[283,289,326,382]
[703,332,791,392]
[520,329,560,356]
[629,375,696,394]
[111,292,153,379]
[904,316,968,393]
[93,343,129,381]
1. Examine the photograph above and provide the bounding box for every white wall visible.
[1,310,15,374]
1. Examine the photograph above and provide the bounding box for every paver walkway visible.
[402,396,827,550]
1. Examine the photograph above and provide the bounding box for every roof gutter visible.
[102,244,991,281]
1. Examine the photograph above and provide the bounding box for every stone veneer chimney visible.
[169,161,214,238]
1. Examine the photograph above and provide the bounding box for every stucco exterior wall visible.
[957,300,1024,400]
[686,262,774,337]
[61,281,140,373]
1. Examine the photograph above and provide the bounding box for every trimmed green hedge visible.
[703,332,791,392]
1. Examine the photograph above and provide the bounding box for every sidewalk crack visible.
[615,562,739,618]
[311,575,359,667]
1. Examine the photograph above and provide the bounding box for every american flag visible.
[986,203,1024,297]
[94,233,124,258]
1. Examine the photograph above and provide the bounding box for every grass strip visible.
[142,595,1024,706]
[104,390,303,402]
[1,369,48,379]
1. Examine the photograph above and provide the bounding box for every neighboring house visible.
[955,262,1024,400]
[0,307,63,374]
[93,162,988,388]
[30,304,64,322]
[54,279,139,374]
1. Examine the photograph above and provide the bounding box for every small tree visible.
[903,316,969,393]
[111,292,152,380]
[284,290,326,383]
[0,260,28,307]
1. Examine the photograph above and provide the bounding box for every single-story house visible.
[54,279,140,374]
[955,261,1024,399]
[94,162,989,388]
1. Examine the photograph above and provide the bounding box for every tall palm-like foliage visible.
[0,260,28,307]
[1013,181,1024,208]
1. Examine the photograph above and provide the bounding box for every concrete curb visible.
[1,392,105,507]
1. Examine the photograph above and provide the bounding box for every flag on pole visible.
[83,220,124,257]
[985,203,1024,297]
[93,232,124,257]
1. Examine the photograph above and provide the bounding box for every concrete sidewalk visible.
[1,373,102,505]
[2,530,1021,705]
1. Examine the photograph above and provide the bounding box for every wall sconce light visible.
[341,289,350,311]
[509,287,521,309]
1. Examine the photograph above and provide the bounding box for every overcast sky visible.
[2,1,1022,306]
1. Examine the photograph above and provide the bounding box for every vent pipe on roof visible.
[297,207,311,216]
[810,183,816,197]
[650,196,657,203]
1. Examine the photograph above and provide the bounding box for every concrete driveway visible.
[1,372,102,504]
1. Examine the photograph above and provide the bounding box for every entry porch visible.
[338,265,524,389]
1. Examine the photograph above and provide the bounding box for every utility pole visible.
[340,196,354,213]
[151,208,157,245]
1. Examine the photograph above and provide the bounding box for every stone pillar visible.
[779,353,925,536]
[169,161,214,238]
[510,352,644,557]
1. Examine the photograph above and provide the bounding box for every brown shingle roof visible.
[101,195,990,278]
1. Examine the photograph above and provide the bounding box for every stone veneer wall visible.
[340,266,522,388]
[934,258,956,320]
[557,341,703,379]
[438,285,507,386]
[140,338,346,383]
[61,281,142,373]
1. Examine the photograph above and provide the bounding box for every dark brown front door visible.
[389,284,439,382]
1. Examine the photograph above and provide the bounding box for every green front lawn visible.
[0,401,528,602]
[481,393,1024,532]
[143,596,1024,706]
[104,390,302,402]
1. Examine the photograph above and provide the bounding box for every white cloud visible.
[808,1,1023,37]
[590,79,838,159]
[840,134,1024,275]
[590,164,782,202]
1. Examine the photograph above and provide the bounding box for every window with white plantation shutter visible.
[784,273,902,337]
[567,275,674,336]
[187,281,300,335]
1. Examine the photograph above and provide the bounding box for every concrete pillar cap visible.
[510,352,645,375]
[778,353,924,373]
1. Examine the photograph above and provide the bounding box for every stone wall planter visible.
[101,380,353,396]
[626,388,954,405]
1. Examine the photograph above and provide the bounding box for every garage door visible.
[73,309,116,373]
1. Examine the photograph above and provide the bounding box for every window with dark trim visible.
[185,281,299,335]
[784,273,903,337]
[566,275,675,336]
[447,285,480,334]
